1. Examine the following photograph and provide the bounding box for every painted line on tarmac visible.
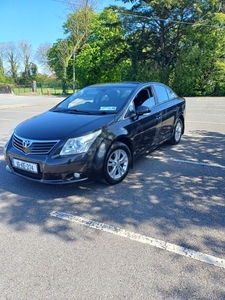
[50,211,225,269]
[186,120,225,125]
[184,134,224,139]
[195,97,225,102]
[0,155,4,161]
[151,156,225,170]
[171,158,225,169]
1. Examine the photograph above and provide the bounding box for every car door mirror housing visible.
[136,106,151,115]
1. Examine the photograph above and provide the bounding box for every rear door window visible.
[154,85,169,104]
[166,87,177,100]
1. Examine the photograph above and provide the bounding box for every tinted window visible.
[154,85,169,104]
[142,87,155,107]
[166,87,177,99]
[134,87,155,108]
[142,97,155,108]
[124,102,135,118]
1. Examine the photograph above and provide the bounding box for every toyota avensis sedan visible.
[4,82,185,185]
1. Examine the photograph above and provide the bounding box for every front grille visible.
[13,134,59,155]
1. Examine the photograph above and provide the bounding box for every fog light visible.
[74,173,81,179]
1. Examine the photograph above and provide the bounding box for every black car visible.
[4,82,185,185]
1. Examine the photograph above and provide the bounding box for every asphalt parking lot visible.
[0,95,225,299]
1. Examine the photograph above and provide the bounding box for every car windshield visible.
[53,86,134,114]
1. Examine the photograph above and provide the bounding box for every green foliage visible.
[46,6,96,93]
[0,75,14,84]
[34,73,54,83]
[171,6,225,96]
[47,39,69,80]
[45,0,225,96]
[0,59,4,77]
[1,1,225,96]
[71,9,131,87]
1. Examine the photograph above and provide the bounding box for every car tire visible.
[103,142,131,185]
[168,118,183,145]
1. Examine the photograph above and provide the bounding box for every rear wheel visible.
[168,118,183,145]
[103,142,131,185]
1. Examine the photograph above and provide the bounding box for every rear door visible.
[152,84,177,143]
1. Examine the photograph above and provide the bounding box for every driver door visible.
[124,86,162,158]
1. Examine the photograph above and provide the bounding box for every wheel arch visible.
[178,114,185,134]
[113,136,134,167]
[102,139,132,185]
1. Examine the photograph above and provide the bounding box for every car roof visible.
[87,82,168,89]
[88,82,145,88]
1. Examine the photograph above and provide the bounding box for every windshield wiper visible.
[53,108,116,115]
[96,111,117,115]
[67,109,92,114]
[53,108,92,115]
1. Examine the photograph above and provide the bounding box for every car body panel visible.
[124,104,163,157]
[15,111,115,140]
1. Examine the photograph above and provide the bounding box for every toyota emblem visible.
[23,139,31,148]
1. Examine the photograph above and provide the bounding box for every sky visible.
[0,0,130,51]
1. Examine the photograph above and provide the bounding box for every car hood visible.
[14,111,115,140]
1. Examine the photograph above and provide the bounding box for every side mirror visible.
[136,105,151,116]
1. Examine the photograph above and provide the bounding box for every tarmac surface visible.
[0,94,225,299]
[0,93,64,110]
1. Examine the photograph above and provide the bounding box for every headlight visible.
[60,130,101,156]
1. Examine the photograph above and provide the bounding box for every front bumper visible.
[5,165,90,184]
[4,143,105,185]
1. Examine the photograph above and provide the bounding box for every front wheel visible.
[103,142,131,185]
[168,118,183,145]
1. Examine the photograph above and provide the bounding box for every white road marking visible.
[184,134,224,139]
[50,211,225,269]
[0,155,5,161]
[171,158,225,169]
[186,120,225,125]
[196,97,225,102]
[151,156,225,170]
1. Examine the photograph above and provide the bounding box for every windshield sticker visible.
[100,106,117,111]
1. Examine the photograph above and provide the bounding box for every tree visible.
[48,0,97,92]
[3,42,19,82]
[47,39,71,92]
[106,0,225,95]
[0,44,5,81]
[74,8,130,87]
[18,40,36,83]
[36,42,52,74]
[172,2,225,95]
[114,0,211,83]
[0,41,39,84]
[47,0,225,95]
